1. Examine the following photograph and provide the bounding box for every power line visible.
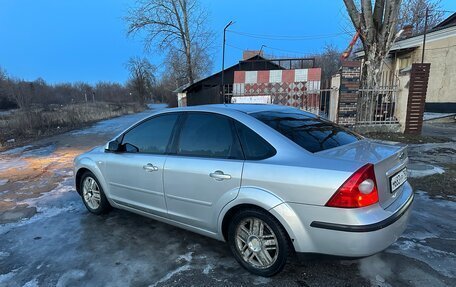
[227,30,348,41]
[263,45,313,57]
[431,9,456,13]
[225,43,245,51]
[226,43,315,58]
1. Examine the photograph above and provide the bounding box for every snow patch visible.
[389,239,456,278]
[0,181,77,235]
[0,268,21,284]
[423,112,456,121]
[0,251,10,258]
[56,269,86,287]
[0,158,28,172]
[0,205,76,235]
[0,179,9,186]
[202,264,213,275]
[22,278,39,287]
[253,276,272,285]
[149,265,191,287]
[176,252,193,263]
[0,145,33,156]
[21,144,56,158]
[149,251,193,286]
[408,164,444,178]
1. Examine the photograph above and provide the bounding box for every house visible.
[176,52,318,107]
[176,53,284,106]
[355,12,456,113]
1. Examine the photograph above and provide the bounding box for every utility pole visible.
[222,20,234,104]
[422,7,429,63]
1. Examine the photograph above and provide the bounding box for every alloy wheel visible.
[235,217,279,269]
[82,176,101,210]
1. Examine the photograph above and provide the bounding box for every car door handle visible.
[209,170,231,181]
[143,163,159,172]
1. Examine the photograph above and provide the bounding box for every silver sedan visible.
[74,104,413,276]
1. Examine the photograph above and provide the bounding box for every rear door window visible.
[176,113,243,159]
[251,110,360,153]
[234,121,276,160]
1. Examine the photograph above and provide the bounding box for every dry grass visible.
[0,102,144,145]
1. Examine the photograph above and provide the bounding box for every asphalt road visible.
[0,107,455,287]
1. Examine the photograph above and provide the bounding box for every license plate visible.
[390,168,407,193]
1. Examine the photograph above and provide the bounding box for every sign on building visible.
[231,95,271,104]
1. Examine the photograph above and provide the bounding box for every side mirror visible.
[106,140,121,152]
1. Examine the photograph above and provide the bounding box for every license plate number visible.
[390,168,407,193]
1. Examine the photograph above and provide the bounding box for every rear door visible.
[105,113,179,217]
[163,112,244,231]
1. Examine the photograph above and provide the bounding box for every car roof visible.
[166,104,316,117]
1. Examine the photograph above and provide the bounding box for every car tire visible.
[79,171,111,215]
[227,208,290,277]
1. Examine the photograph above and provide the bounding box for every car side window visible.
[234,121,276,160]
[176,113,243,159]
[121,113,179,154]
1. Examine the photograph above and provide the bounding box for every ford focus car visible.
[74,104,413,276]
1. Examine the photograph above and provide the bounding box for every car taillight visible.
[326,164,379,208]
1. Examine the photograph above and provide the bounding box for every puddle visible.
[21,144,56,158]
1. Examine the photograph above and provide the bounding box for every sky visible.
[0,0,455,85]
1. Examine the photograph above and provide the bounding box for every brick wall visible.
[337,61,361,126]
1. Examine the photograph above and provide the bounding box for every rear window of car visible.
[251,110,361,153]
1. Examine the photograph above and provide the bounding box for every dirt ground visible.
[0,111,455,286]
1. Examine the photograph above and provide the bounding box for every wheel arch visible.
[75,167,91,195]
[218,187,302,252]
[74,157,109,198]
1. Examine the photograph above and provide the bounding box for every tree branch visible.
[343,0,361,29]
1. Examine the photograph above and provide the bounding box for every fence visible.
[226,87,332,118]
[356,87,399,125]
[225,82,399,127]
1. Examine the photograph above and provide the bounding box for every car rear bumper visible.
[310,191,413,232]
[273,182,414,257]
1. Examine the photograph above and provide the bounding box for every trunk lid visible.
[317,139,408,208]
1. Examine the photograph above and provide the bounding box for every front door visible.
[105,113,179,217]
[164,112,244,231]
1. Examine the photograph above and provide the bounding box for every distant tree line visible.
[0,66,177,111]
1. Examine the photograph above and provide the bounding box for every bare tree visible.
[126,0,213,85]
[7,79,33,110]
[313,44,342,81]
[0,67,6,82]
[126,57,157,105]
[163,44,212,89]
[343,0,402,88]
[398,0,445,35]
[75,82,93,103]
